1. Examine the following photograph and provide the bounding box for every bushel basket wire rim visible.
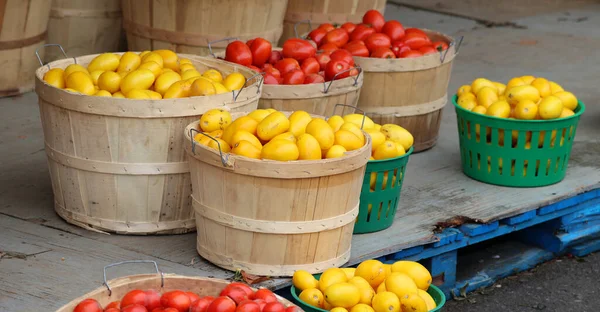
[290,273,446,312]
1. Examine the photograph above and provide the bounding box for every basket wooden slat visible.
[46,0,123,62]
[0,0,52,97]
[121,0,288,56]
[354,30,457,152]
[35,53,262,235]
[184,113,371,276]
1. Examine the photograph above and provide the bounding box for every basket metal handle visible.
[208,37,239,58]
[189,128,229,166]
[233,72,264,101]
[35,44,74,69]
[103,260,163,296]
[440,35,464,63]
[323,66,362,94]
[294,20,313,39]
[330,104,367,129]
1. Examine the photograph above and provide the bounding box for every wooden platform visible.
[2,4,600,311]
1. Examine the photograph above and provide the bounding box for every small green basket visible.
[453,95,585,187]
[291,274,446,312]
[354,148,413,234]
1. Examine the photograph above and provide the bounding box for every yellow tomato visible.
[232,140,261,159]
[153,49,179,71]
[190,77,216,96]
[288,110,313,137]
[65,71,95,95]
[138,61,162,78]
[325,145,347,159]
[117,51,141,73]
[306,118,335,150]
[87,53,120,72]
[120,69,155,94]
[223,72,246,91]
[154,71,182,95]
[43,68,65,89]
[97,71,122,93]
[257,111,290,141]
[261,139,299,161]
[202,69,224,83]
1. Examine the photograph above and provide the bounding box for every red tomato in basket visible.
[350,24,376,42]
[226,283,255,298]
[253,299,267,311]
[145,290,162,311]
[221,285,251,305]
[400,33,431,50]
[122,305,148,312]
[308,28,328,47]
[419,46,437,55]
[105,301,121,310]
[74,299,103,312]
[268,50,283,65]
[381,20,405,41]
[160,290,192,312]
[304,73,325,84]
[399,50,423,58]
[301,57,320,75]
[246,39,255,47]
[341,22,357,34]
[225,41,253,66]
[319,43,338,54]
[405,28,428,37]
[189,296,216,312]
[318,23,335,32]
[371,47,396,59]
[344,41,370,57]
[365,33,391,53]
[207,297,237,312]
[235,301,261,312]
[263,302,285,312]
[391,41,411,57]
[322,28,349,48]
[362,10,385,32]
[314,53,331,71]
[262,64,281,79]
[246,65,261,72]
[283,69,305,85]
[282,38,316,61]
[274,58,300,75]
[151,309,179,312]
[121,290,147,309]
[285,307,299,312]
[325,60,351,81]
[186,292,202,305]
[249,38,272,67]
[330,49,355,66]
[104,309,120,312]
[263,73,280,85]
[253,289,277,303]
[432,41,449,51]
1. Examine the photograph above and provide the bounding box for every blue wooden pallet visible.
[374,188,600,298]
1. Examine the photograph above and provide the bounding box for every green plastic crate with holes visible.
[453,95,585,187]
[354,147,413,234]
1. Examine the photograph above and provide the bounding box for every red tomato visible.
[432,41,449,51]
[235,301,260,312]
[400,33,431,50]
[391,41,411,57]
[249,38,272,67]
[145,290,162,311]
[371,47,396,58]
[325,59,351,81]
[104,309,120,312]
[304,73,325,84]
[362,10,385,32]
[262,302,285,312]
[282,38,316,61]
[308,28,328,47]
[365,33,391,53]
[225,41,253,66]
[160,291,192,312]
[344,44,369,57]
[405,28,428,37]
[268,50,283,65]
[301,57,320,75]
[186,292,201,305]
[341,22,357,34]
[253,300,266,311]
[381,20,405,41]
[262,64,281,79]
[246,39,255,47]
[225,283,254,298]
[330,49,355,66]
[319,43,338,54]
[74,299,102,312]
[220,286,250,305]
[207,297,236,312]
[349,24,376,42]
[399,50,423,58]
[121,290,147,309]
[285,307,298,312]
[189,296,216,312]
[318,23,335,32]
[274,58,300,75]
[282,69,305,85]
[151,309,179,312]
[105,301,121,310]
[419,46,437,55]
[322,28,349,48]
[122,305,148,312]
[246,65,261,72]
[315,54,331,70]
[252,289,277,304]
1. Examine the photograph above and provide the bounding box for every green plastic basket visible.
[453,95,585,187]
[354,148,413,234]
[291,274,446,312]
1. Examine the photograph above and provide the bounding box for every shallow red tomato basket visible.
[57,260,301,312]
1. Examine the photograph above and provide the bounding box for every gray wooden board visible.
[2,5,600,309]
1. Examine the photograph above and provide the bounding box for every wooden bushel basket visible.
[0,0,51,97]
[55,260,300,311]
[35,51,262,235]
[184,113,371,276]
[354,30,461,152]
[121,0,288,56]
[46,0,123,62]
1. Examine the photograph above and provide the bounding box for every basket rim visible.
[367,146,414,163]
[452,94,586,123]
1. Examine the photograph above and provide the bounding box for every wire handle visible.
[190,128,229,166]
[103,260,163,296]
[440,35,464,63]
[323,66,362,94]
[208,37,239,57]
[294,20,313,39]
[35,44,71,69]
[233,72,264,101]
[330,104,367,129]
